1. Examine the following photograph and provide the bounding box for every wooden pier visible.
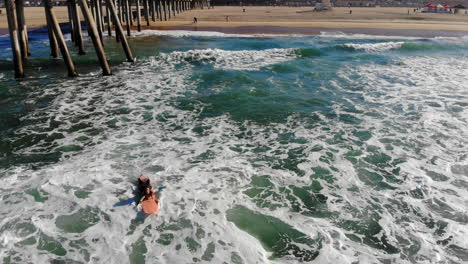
[4,0,209,78]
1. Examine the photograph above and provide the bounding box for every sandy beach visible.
[156,6,468,32]
[1,6,468,32]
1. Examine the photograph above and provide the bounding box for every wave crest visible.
[158,48,298,70]
[342,42,404,52]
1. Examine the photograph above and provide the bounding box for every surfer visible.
[140,185,159,214]
[137,175,151,193]
[113,175,164,214]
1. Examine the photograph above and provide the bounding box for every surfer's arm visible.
[134,194,145,206]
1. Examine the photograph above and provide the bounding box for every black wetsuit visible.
[135,178,151,205]
[138,178,151,193]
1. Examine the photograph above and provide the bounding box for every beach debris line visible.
[4,0,209,78]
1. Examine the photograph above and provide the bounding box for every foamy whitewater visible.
[0,30,467,263]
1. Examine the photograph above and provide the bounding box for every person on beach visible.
[193,17,198,24]
[226,15,229,22]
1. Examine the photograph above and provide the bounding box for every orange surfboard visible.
[141,199,159,214]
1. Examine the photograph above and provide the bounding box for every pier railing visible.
[5,0,210,78]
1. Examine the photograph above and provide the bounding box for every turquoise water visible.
[0,29,468,263]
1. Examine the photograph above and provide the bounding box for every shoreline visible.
[144,25,468,38]
[143,20,468,33]
[2,23,467,39]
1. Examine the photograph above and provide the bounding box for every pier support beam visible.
[171,0,175,16]
[78,0,112,75]
[5,0,24,78]
[158,0,163,21]
[16,0,30,60]
[67,0,75,43]
[99,0,106,35]
[106,0,134,62]
[114,0,121,42]
[130,0,134,25]
[106,1,112,36]
[71,0,85,54]
[143,0,150,26]
[44,0,78,77]
[167,0,171,19]
[94,0,104,43]
[136,0,142,31]
[118,0,123,23]
[44,2,59,58]
[90,0,96,18]
[125,0,131,36]
[150,0,156,21]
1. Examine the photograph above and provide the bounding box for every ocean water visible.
[0,29,468,263]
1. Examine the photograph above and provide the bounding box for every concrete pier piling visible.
[71,0,86,54]
[125,0,131,36]
[106,0,134,62]
[136,0,142,31]
[150,0,156,22]
[158,0,163,21]
[67,0,75,43]
[144,0,150,26]
[16,0,30,60]
[4,0,200,78]
[44,0,78,77]
[94,0,104,43]
[5,0,24,78]
[78,0,112,75]
[106,2,112,36]
[44,2,59,59]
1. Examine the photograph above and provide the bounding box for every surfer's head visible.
[144,186,153,196]
[139,175,150,184]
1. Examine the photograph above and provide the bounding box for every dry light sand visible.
[0,6,468,32]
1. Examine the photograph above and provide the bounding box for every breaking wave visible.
[157,48,300,70]
[342,41,405,52]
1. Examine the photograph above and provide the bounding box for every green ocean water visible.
[0,30,467,263]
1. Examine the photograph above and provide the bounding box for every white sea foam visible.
[343,41,404,52]
[1,34,468,264]
[433,35,468,44]
[319,31,422,40]
[131,29,297,38]
[158,48,298,70]
[335,55,468,262]
[0,51,289,263]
